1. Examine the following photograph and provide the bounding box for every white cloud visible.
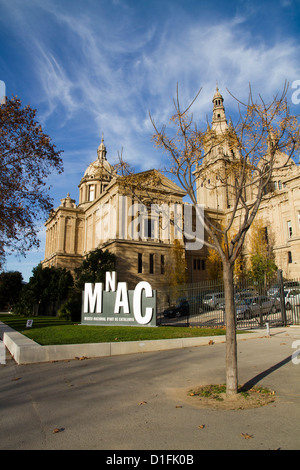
[35,48,78,123]
[140,17,300,110]
[5,2,300,148]
[2,0,300,279]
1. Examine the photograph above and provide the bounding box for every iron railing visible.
[157,270,300,329]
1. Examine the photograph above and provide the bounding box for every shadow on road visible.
[240,354,292,392]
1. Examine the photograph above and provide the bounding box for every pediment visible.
[117,169,186,198]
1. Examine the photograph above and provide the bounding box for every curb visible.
[0,321,277,365]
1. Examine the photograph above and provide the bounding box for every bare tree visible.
[149,82,300,395]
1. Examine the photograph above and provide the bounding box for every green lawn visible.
[0,314,229,346]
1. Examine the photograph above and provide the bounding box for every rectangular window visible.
[288,221,293,238]
[138,253,143,273]
[143,218,152,238]
[143,217,157,239]
[88,185,95,202]
[288,251,293,264]
[161,255,165,274]
[264,227,268,245]
[201,260,206,270]
[149,254,154,274]
[193,259,197,270]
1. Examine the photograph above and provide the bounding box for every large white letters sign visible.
[82,272,156,327]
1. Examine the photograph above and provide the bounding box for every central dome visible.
[83,135,113,179]
[83,157,113,179]
[78,135,116,206]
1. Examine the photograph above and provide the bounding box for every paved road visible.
[0,327,300,451]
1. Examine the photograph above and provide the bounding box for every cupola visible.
[78,135,115,206]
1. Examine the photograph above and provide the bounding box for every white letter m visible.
[84,283,103,313]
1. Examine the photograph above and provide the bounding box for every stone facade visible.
[196,87,300,280]
[42,88,300,289]
[42,138,191,292]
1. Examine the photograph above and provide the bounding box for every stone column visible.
[58,215,66,253]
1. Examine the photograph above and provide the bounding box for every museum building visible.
[42,88,300,288]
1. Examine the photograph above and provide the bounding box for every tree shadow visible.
[240,354,292,392]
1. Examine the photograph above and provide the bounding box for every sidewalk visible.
[0,326,299,450]
[0,318,275,364]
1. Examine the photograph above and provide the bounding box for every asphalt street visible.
[0,327,299,451]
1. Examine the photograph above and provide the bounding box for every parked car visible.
[235,291,257,302]
[187,295,204,314]
[219,291,256,311]
[268,281,300,297]
[163,299,189,318]
[284,281,300,289]
[236,296,281,320]
[280,289,300,310]
[202,292,225,310]
[236,287,258,296]
[267,286,280,297]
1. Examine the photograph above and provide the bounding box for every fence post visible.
[259,304,264,327]
[277,269,287,326]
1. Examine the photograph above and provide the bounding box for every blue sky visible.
[1,0,300,281]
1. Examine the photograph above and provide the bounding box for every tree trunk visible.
[223,261,238,395]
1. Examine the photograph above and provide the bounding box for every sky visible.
[1,0,300,282]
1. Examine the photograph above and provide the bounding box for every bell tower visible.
[211,84,228,134]
[196,86,235,210]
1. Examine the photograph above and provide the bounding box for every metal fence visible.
[157,270,300,329]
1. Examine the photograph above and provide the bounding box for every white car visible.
[202,292,225,310]
[268,281,300,298]
[280,289,300,310]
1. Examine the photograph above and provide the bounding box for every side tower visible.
[196,86,242,211]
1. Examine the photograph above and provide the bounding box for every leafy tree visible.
[165,239,187,302]
[56,248,116,321]
[233,251,248,285]
[28,264,74,304]
[13,264,73,316]
[250,253,277,288]
[12,283,34,316]
[206,223,224,281]
[248,220,277,288]
[207,247,223,280]
[0,271,23,310]
[0,97,63,267]
[74,247,116,291]
[207,228,246,283]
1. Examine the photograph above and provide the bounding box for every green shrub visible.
[58,294,82,322]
